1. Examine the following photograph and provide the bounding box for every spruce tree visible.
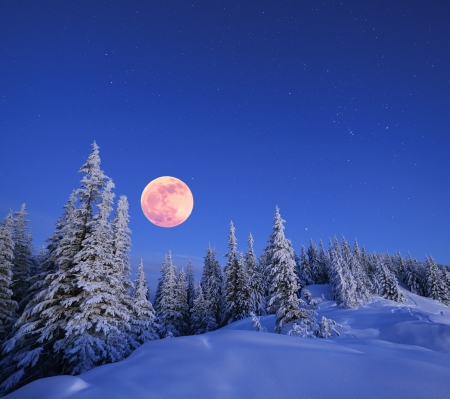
[404,252,425,296]
[0,142,132,393]
[155,252,183,337]
[0,211,18,342]
[201,245,224,327]
[297,245,314,288]
[424,255,450,305]
[245,233,266,316]
[174,268,189,335]
[308,239,326,284]
[112,195,132,288]
[341,237,371,304]
[130,259,159,346]
[224,221,245,323]
[375,255,405,303]
[186,261,196,311]
[328,239,358,308]
[267,207,314,333]
[11,204,33,308]
[318,239,330,284]
[190,285,217,334]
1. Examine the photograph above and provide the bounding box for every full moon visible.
[141,176,194,228]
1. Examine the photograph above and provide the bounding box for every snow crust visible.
[6,285,450,399]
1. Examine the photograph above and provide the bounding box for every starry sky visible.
[1,1,449,289]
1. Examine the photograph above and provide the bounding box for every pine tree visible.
[174,268,189,335]
[190,285,217,334]
[328,239,359,308]
[360,246,377,292]
[250,312,267,332]
[258,251,271,306]
[224,221,248,323]
[0,142,132,393]
[297,245,314,288]
[424,255,450,305]
[201,245,224,327]
[308,239,325,284]
[155,252,183,337]
[404,252,425,296]
[245,233,266,316]
[375,256,406,303]
[0,211,18,342]
[315,316,341,338]
[341,237,371,304]
[112,195,132,289]
[130,259,159,346]
[318,239,330,284]
[186,261,196,311]
[394,252,406,283]
[267,207,314,333]
[11,204,33,308]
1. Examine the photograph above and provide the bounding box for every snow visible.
[5,285,450,399]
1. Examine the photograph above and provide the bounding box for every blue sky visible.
[1,0,449,290]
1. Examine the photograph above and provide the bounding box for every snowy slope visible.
[5,286,450,399]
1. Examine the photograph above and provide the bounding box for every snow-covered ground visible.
[6,285,450,399]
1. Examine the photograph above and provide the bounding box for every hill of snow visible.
[5,285,450,399]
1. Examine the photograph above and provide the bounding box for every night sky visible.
[1,1,449,289]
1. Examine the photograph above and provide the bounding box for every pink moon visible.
[141,176,194,228]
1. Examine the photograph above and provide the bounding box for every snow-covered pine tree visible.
[250,312,267,332]
[155,252,184,337]
[201,245,224,327]
[0,142,133,394]
[394,252,406,283]
[375,255,406,303]
[308,239,326,284]
[328,238,359,308]
[112,195,132,289]
[297,245,314,288]
[0,211,18,342]
[234,251,252,320]
[186,261,196,311]
[424,255,450,305]
[318,239,330,284]
[130,259,159,347]
[267,207,315,333]
[258,251,271,307]
[174,268,190,335]
[190,285,217,334]
[404,252,425,296]
[360,246,377,292]
[224,221,247,323]
[54,178,132,373]
[315,316,341,338]
[341,237,371,304]
[245,233,266,316]
[11,204,33,309]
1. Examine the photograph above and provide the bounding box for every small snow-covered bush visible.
[287,319,315,338]
[315,316,341,338]
[250,312,267,332]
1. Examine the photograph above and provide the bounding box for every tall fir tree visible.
[404,252,425,296]
[297,245,314,288]
[224,221,245,324]
[245,233,266,316]
[318,239,330,284]
[201,245,224,327]
[375,255,406,303]
[174,268,190,335]
[112,195,132,291]
[308,239,326,284]
[424,255,450,305]
[0,211,18,343]
[341,237,371,304]
[0,142,133,394]
[186,261,196,311]
[130,259,159,347]
[328,238,359,308]
[267,207,313,333]
[190,285,217,334]
[155,252,184,337]
[11,204,33,309]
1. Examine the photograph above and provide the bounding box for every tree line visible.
[0,142,449,395]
